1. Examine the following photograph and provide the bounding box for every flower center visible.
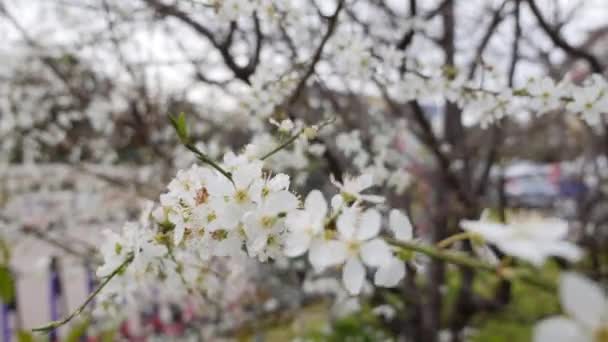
[341,192,357,205]
[261,216,275,229]
[347,241,361,254]
[267,235,278,246]
[324,230,336,240]
[234,189,249,203]
[211,229,228,241]
[261,186,270,198]
[195,187,209,205]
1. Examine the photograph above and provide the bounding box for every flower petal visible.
[355,174,374,192]
[305,190,328,222]
[359,194,385,204]
[356,209,381,241]
[331,194,343,211]
[284,232,312,257]
[533,317,590,342]
[460,220,509,243]
[374,257,405,287]
[337,209,357,240]
[360,238,392,267]
[543,241,583,263]
[309,240,347,272]
[343,257,365,295]
[174,223,185,245]
[268,173,290,191]
[233,161,262,189]
[206,174,233,197]
[285,210,309,232]
[247,232,268,256]
[389,209,413,241]
[499,240,547,266]
[526,218,569,240]
[560,272,608,330]
[265,190,299,214]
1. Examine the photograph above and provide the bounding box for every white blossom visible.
[333,207,393,295]
[534,272,608,342]
[330,173,384,207]
[283,190,328,258]
[460,217,582,266]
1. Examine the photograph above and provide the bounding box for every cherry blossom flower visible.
[214,0,257,21]
[330,173,384,208]
[534,272,608,342]
[97,221,166,278]
[207,160,264,227]
[372,209,411,287]
[283,190,328,258]
[460,216,582,266]
[334,207,392,295]
[97,229,130,278]
[567,85,608,125]
[526,77,564,112]
[269,118,295,133]
[243,190,299,261]
[374,257,406,288]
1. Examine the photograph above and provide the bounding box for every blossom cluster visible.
[95,150,417,314]
[94,144,585,320]
[385,71,608,128]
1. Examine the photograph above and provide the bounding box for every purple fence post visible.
[2,304,11,342]
[86,263,95,294]
[81,263,96,342]
[49,257,62,342]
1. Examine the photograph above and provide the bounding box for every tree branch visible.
[287,0,345,107]
[526,0,603,73]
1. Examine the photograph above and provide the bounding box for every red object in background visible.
[163,322,185,337]
[549,163,561,184]
[183,302,195,322]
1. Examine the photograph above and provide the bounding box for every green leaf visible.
[0,265,15,303]
[0,238,9,264]
[100,329,117,342]
[65,318,90,342]
[16,331,35,342]
[168,112,190,144]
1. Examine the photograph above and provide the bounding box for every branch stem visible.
[185,143,234,183]
[260,129,304,160]
[32,254,134,332]
[387,238,555,292]
[436,232,476,249]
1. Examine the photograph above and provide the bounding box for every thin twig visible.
[386,238,555,292]
[32,253,134,332]
[185,143,234,184]
[286,0,345,106]
[526,0,603,73]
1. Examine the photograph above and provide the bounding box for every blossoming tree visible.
[1,0,608,340]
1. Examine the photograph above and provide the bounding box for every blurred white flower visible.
[389,209,413,242]
[269,118,295,133]
[460,217,582,266]
[526,77,564,112]
[534,272,608,342]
